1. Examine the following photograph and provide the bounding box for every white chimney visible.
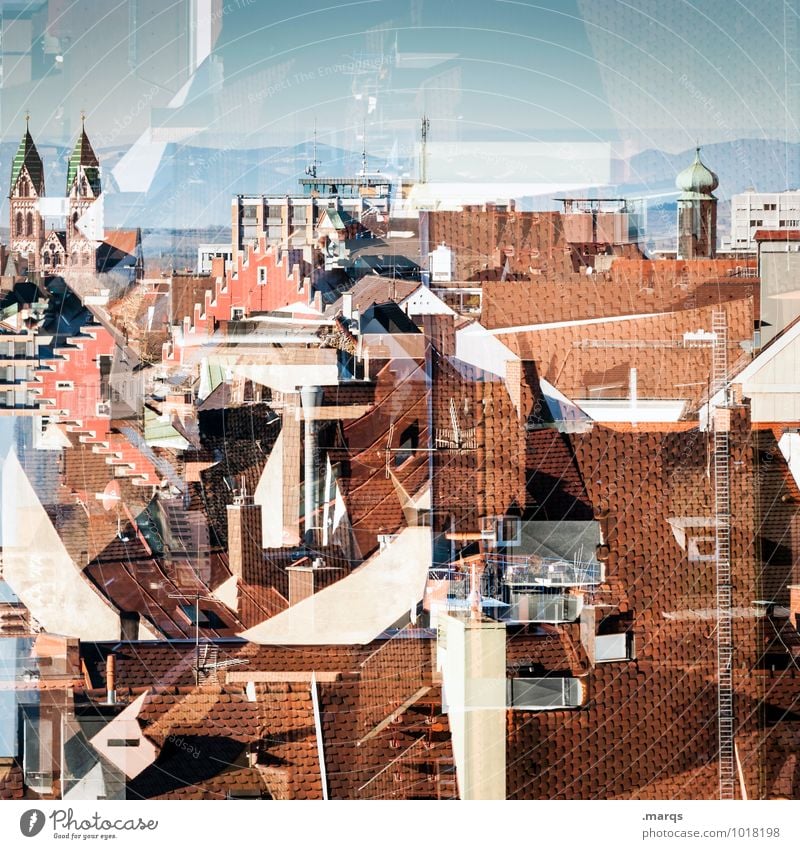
[342,292,353,320]
[301,386,324,542]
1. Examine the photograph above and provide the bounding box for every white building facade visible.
[730,190,800,250]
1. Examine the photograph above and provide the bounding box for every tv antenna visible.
[305,120,319,178]
[360,120,368,176]
[168,591,219,686]
[420,115,430,184]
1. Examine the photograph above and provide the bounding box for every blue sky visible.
[2,0,798,156]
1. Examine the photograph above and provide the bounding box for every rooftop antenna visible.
[305,120,319,178]
[168,590,218,686]
[361,120,368,177]
[24,111,30,131]
[420,115,430,184]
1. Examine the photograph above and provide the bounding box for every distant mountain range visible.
[1,137,797,240]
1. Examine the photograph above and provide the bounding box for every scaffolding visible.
[711,309,736,800]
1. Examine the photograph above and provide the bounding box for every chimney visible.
[789,585,800,630]
[227,493,263,582]
[106,653,117,705]
[287,556,346,605]
[342,292,353,320]
[301,386,324,543]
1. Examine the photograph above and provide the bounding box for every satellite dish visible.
[100,480,121,511]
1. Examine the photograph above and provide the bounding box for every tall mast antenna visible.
[420,115,430,184]
[306,119,319,178]
[361,120,367,177]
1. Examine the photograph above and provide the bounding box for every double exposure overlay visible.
[0,0,798,809]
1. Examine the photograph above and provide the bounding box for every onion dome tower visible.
[676,147,718,259]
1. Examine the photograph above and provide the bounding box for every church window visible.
[15,213,23,236]
[25,213,33,237]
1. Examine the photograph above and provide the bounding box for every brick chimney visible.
[788,585,800,630]
[286,556,345,605]
[227,494,263,583]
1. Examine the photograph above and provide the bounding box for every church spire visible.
[66,116,100,196]
[10,115,45,197]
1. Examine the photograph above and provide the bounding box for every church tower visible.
[66,116,101,270]
[9,117,45,272]
[676,147,718,259]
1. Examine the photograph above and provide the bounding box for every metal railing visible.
[488,553,603,588]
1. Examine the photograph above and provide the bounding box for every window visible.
[231,307,245,321]
[496,516,522,547]
[749,219,763,227]
[780,219,800,227]
[15,212,23,236]
[480,515,522,546]
[25,212,33,236]
[764,203,777,211]
[395,421,419,465]
[257,267,267,285]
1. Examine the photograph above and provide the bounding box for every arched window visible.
[52,253,60,268]
[15,212,23,236]
[43,251,50,266]
[80,177,88,197]
[25,213,33,237]
[18,178,28,198]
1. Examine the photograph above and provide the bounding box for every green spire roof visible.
[10,123,44,196]
[66,124,101,195]
[676,147,719,199]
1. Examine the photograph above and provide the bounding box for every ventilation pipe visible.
[301,386,324,543]
[106,653,117,705]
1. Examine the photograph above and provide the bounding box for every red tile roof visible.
[754,229,800,241]
[481,258,758,329]
[496,297,754,409]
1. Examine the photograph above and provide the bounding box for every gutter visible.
[310,671,329,800]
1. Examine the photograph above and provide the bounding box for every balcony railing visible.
[488,553,603,588]
[427,559,596,622]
